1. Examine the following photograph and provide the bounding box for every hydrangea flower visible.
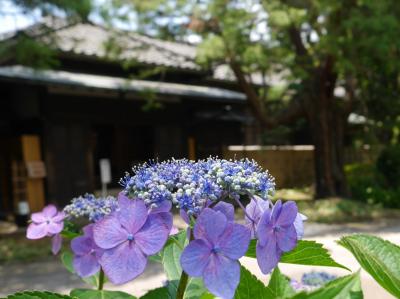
[121,158,275,216]
[93,197,171,284]
[180,208,250,299]
[71,224,103,277]
[63,193,118,222]
[256,200,298,274]
[27,205,65,239]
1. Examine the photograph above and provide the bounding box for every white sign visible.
[100,159,112,184]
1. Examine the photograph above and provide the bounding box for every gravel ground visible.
[1,219,399,298]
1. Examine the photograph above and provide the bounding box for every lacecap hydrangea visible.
[26,158,305,299]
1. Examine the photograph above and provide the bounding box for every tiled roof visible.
[0,65,246,101]
[2,18,199,71]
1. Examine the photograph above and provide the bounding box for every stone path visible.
[1,219,399,298]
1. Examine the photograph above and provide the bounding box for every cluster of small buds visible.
[63,193,119,222]
[291,271,337,292]
[120,158,275,215]
[301,271,337,287]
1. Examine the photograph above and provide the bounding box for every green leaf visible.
[5,291,74,299]
[267,267,295,298]
[246,240,349,270]
[184,278,209,299]
[140,280,178,299]
[160,231,186,280]
[70,289,135,299]
[234,266,274,299]
[290,272,362,299]
[338,234,400,297]
[60,251,99,287]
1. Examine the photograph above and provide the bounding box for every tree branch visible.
[229,61,305,129]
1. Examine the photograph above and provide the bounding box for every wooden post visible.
[21,135,45,212]
[188,137,196,161]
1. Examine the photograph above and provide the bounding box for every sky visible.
[0,0,41,34]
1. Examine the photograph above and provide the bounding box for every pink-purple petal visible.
[46,221,64,234]
[27,222,48,239]
[99,241,147,285]
[134,214,170,255]
[31,212,46,223]
[276,201,298,227]
[194,208,227,244]
[52,211,66,223]
[93,216,128,249]
[276,224,297,252]
[117,199,148,234]
[213,202,234,222]
[256,239,281,274]
[180,239,211,277]
[203,254,240,299]
[217,223,251,260]
[51,234,62,255]
[42,204,58,218]
[74,254,101,278]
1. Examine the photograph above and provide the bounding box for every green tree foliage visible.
[109,0,400,198]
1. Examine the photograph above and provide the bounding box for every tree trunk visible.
[309,102,348,198]
[308,60,349,198]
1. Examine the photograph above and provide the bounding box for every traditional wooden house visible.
[0,19,256,216]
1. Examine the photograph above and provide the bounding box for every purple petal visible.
[256,209,273,247]
[294,213,307,240]
[194,208,227,244]
[217,223,250,259]
[71,235,93,255]
[117,199,148,234]
[276,201,298,227]
[276,224,297,252]
[51,234,62,254]
[157,212,173,231]
[180,209,190,224]
[74,253,100,277]
[42,205,58,218]
[271,200,282,224]
[150,201,172,214]
[47,221,64,234]
[203,254,240,299]
[134,214,170,255]
[26,222,48,239]
[31,212,46,223]
[256,239,281,274]
[82,224,94,237]
[99,241,147,285]
[93,216,127,249]
[181,239,211,277]
[213,202,234,222]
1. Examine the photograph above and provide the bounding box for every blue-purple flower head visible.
[121,158,275,216]
[63,193,119,222]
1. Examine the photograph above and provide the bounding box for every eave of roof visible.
[0,65,246,102]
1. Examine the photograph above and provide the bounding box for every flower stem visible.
[176,229,193,299]
[176,271,189,299]
[98,268,105,291]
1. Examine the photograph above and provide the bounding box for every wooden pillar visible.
[21,135,45,212]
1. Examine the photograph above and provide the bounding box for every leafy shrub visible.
[345,163,400,208]
[376,145,400,188]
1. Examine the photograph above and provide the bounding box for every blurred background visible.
[0,0,400,298]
